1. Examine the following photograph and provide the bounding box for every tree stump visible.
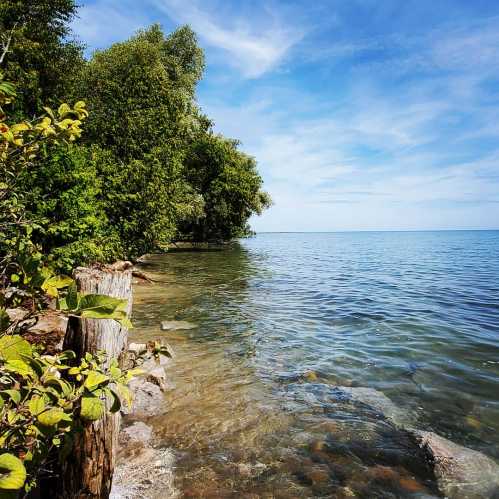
[58,265,132,498]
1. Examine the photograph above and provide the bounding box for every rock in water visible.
[160,320,197,331]
[119,422,153,446]
[337,386,415,428]
[412,430,499,498]
[123,378,164,417]
[110,447,176,499]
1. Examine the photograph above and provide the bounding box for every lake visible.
[131,231,499,498]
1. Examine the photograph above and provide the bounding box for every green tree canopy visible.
[0,0,83,118]
[181,133,272,241]
[77,24,204,161]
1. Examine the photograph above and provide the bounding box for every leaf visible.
[76,294,132,327]
[57,103,71,118]
[116,384,133,409]
[9,275,19,283]
[107,388,121,413]
[37,408,66,426]
[28,396,45,416]
[0,336,32,361]
[0,391,20,405]
[41,275,73,298]
[4,360,34,377]
[84,371,108,390]
[66,283,78,311]
[0,454,26,490]
[80,396,104,421]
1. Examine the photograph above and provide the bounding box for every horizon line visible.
[255,228,499,234]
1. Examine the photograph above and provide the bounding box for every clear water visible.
[130,231,499,498]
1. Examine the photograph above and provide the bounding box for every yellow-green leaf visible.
[4,360,34,377]
[0,336,32,361]
[28,396,45,416]
[37,408,66,426]
[80,396,104,421]
[0,453,26,490]
[84,371,108,389]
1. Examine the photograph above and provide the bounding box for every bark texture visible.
[58,265,132,499]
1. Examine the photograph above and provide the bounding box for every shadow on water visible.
[130,232,499,498]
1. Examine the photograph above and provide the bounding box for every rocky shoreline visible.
[110,321,499,499]
[110,339,178,499]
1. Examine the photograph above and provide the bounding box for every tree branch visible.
[0,23,18,65]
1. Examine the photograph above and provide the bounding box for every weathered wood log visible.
[58,265,132,499]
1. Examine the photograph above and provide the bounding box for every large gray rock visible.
[412,430,499,498]
[160,320,197,331]
[337,386,415,428]
[119,422,153,447]
[110,447,177,499]
[123,378,165,417]
[146,367,170,392]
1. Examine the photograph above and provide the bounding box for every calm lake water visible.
[131,231,499,498]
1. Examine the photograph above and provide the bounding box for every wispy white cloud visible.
[151,0,304,77]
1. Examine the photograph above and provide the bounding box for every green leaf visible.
[37,408,66,426]
[66,283,78,311]
[0,453,26,490]
[0,336,32,361]
[41,275,73,298]
[9,275,19,283]
[84,371,108,390]
[28,396,45,416]
[4,360,34,377]
[116,384,133,409]
[76,294,131,327]
[0,391,20,405]
[80,396,104,421]
[107,388,121,413]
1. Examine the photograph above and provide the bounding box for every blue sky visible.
[72,0,499,231]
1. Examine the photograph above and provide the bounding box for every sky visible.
[72,0,499,232]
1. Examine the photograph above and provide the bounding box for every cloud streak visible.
[152,0,304,77]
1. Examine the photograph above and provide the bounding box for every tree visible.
[76,24,204,161]
[0,0,83,118]
[180,133,272,241]
[19,144,123,272]
[72,25,207,256]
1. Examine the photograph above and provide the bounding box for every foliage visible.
[0,334,138,495]
[0,72,90,281]
[0,0,83,118]
[181,133,272,241]
[17,144,123,272]
[2,12,270,268]
[0,264,142,495]
[76,24,204,162]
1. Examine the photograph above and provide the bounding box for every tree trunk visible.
[58,265,132,499]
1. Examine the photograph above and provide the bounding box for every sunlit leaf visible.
[80,396,104,421]
[84,371,108,389]
[37,408,67,426]
[0,453,26,490]
[0,336,32,361]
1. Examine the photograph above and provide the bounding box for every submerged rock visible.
[337,386,415,428]
[119,422,153,447]
[411,430,499,499]
[111,447,177,499]
[160,320,197,331]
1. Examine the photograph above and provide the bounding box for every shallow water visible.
[130,231,499,498]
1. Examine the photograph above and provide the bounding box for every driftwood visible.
[57,265,132,498]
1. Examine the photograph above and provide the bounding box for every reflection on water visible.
[130,231,499,498]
